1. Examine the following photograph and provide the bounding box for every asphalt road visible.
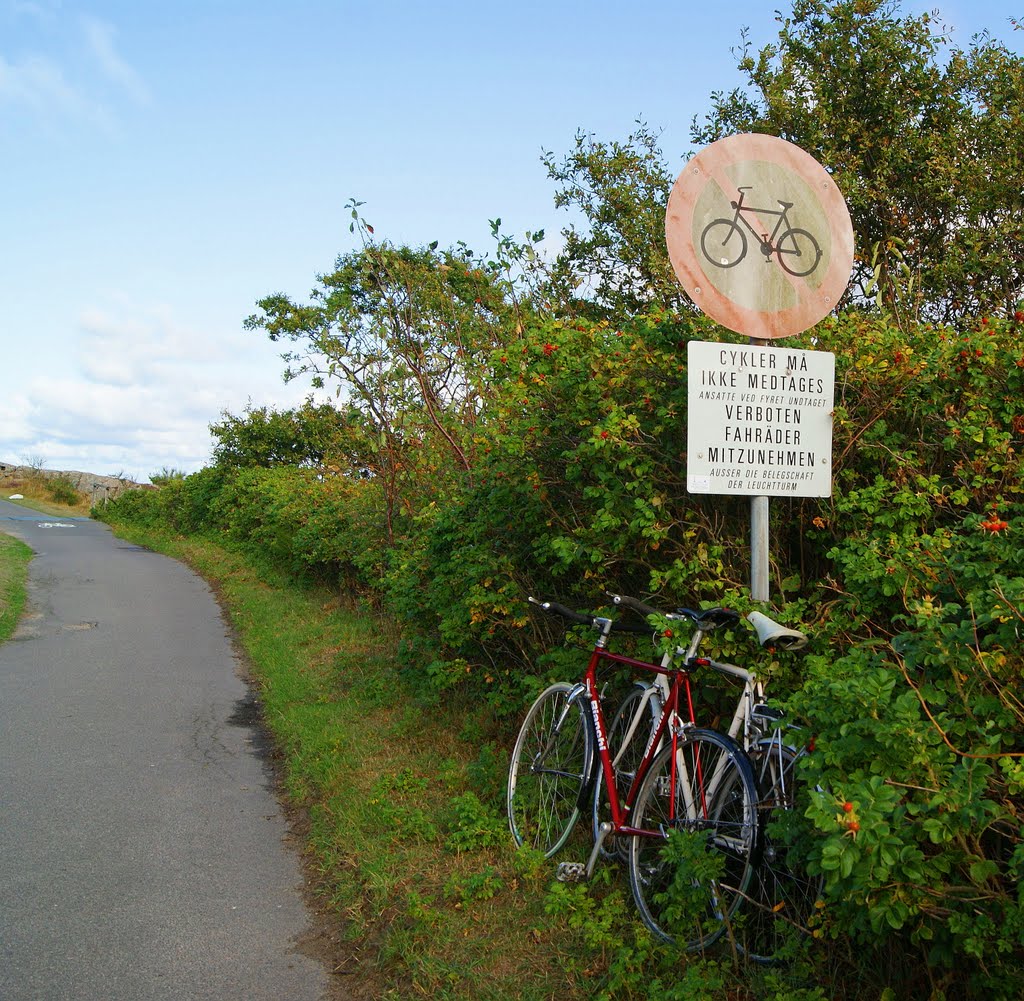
[0,500,336,1000]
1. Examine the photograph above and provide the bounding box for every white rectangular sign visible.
[687,341,835,497]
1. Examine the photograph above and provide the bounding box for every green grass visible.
[0,532,32,643]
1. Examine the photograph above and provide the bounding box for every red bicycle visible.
[507,596,762,952]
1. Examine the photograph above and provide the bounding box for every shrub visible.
[45,475,82,507]
[149,467,188,486]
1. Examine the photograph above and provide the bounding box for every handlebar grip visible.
[608,592,664,619]
[528,596,592,625]
[542,599,593,625]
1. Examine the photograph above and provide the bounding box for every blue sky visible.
[1,0,1018,482]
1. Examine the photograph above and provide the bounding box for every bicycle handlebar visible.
[607,593,741,631]
[527,597,653,636]
[531,594,807,648]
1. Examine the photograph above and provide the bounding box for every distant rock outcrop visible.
[0,463,149,503]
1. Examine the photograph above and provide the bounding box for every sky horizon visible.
[2,0,1019,483]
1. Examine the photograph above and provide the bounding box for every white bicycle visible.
[599,593,821,962]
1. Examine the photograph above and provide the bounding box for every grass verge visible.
[0,532,32,643]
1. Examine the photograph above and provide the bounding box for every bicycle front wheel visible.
[701,219,747,268]
[507,682,593,857]
[628,728,758,952]
[738,739,823,963]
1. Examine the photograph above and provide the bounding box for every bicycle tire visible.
[737,739,823,963]
[776,227,822,278]
[701,219,747,268]
[628,728,759,952]
[593,684,661,861]
[507,682,593,857]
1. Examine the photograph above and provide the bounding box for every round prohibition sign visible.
[666,134,854,340]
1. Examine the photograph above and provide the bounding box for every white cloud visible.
[0,51,112,128]
[0,298,318,481]
[80,16,150,106]
[0,11,149,133]
[76,302,238,385]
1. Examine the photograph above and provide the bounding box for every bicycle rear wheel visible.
[593,684,661,861]
[777,227,822,277]
[507,682,593,857]
[738,739,823,962]
[628,728,758,952]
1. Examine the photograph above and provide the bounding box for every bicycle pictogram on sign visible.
[700,186,822,278]
[665,133,854,339]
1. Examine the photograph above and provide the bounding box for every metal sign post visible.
[667,134,854,603]
[749,336,770,602]
[750,495,770,601]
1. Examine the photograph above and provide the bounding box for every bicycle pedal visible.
[555,862,587,883]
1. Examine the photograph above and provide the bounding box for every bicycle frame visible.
[729,187,794,247]
[567,620,740,878]
[706,658,762,747]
